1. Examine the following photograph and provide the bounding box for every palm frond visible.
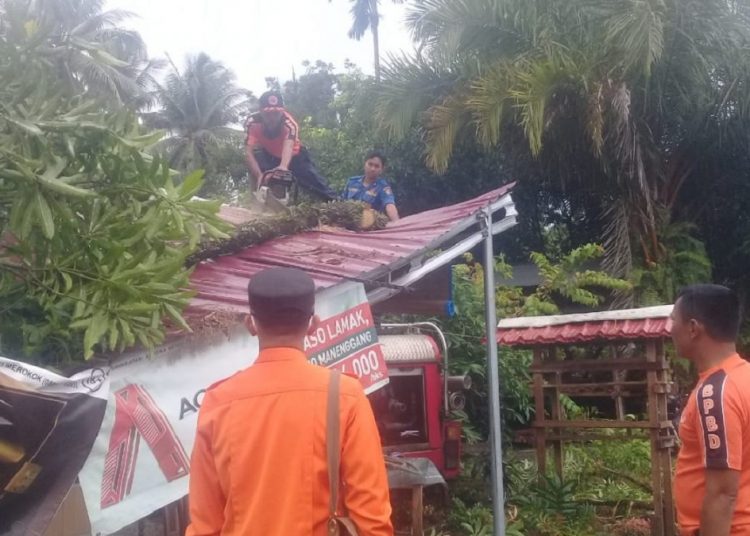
[467,62,512,149]
[348,0,374,40]
[423,90,471,173]
[507,52,579,156]
[605,81,654,222]
[598,0,666,78]
[602,197,634,279]
[585,81,605,157]
[375,52,459,141]
[406,0,527,60]
[70,9,137,37]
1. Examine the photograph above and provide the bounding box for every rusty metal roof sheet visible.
[496,305,673,346]
[186,184,516,321]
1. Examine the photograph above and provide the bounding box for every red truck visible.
[368,323,469,479]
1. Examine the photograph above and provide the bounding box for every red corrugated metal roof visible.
[186,184,515,321]
[497,318,672,346]
[496,306,673,346]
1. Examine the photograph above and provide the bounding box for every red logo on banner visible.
[100,384,189,508]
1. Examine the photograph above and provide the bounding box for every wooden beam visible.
[533,420,673,429]
[531,358,668,373]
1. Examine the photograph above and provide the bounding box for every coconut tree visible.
[329,0,404,81]
[375,0,750,278]
[146,53,252,174]
[0,0,159,107]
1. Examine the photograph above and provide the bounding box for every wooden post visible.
[163,502,181,536]
[551,370,563,478]
[656,340,676,536]
[609,346,627,427]
[411,485,424,536]
[533,347,547,475]
[647,341,666,536]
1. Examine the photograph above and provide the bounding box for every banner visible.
[305,282,388,393]
[0,358,109,536]
[79,282,387,534]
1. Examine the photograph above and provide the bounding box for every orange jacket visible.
[675,354,750,535]
[186,347,393,536]
[245,111,301,158]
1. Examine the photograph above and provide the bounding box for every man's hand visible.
[700,468,740,536]
[385,204,399,222]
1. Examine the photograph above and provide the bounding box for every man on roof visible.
[245,91,338,201]
[343,150,400,222]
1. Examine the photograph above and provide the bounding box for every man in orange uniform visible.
[672,284,750,536]
[245,91,338,201]
[186,267,393,535]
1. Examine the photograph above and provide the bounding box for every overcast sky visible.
[106,0,415,91]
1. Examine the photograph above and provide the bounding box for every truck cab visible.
[368,323,466,479]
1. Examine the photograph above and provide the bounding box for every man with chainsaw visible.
[245,91,338,201]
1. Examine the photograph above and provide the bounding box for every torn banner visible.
[0,358,109,536]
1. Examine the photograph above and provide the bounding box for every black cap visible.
[259,91,285,110]
[247,268,315,321]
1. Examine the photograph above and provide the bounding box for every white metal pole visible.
[481,207,506,536]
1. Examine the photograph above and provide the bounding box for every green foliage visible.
[0,0,161,108]
[302,120,373,192]
[496,244,632,317]
[564,437,652,502]
[446,256,533,440]
[444,245,630,440]
[447,498,493,536]
[531,244,631,310]
[145,53,252,192]
[0,21,229,364]
[281,60,340,128]
[437,441,652,536]
[632,220,712,305]
[297,64,379,192]
[511,474,597,536]
[376,0,750,290]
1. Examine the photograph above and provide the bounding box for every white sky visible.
[106,0,415,91]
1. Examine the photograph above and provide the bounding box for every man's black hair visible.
[365,150,387,167]
[676,284,742,342]
[252,311,311,336]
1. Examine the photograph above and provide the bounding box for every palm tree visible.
[146,53,252,174]
[0,0,159,107]
[375,0,750,279]
[330,0,404,81]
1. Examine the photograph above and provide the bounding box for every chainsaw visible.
[255,169,296,212]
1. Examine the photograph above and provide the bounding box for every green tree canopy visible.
[0,10,228,364]
[376,0,750,281]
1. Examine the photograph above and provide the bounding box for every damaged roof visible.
[185,184,517,321]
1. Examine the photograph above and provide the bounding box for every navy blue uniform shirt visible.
[342,176,396,212]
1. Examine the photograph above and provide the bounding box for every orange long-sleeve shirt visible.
[675,353,750,535]
[186,347,393,536]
